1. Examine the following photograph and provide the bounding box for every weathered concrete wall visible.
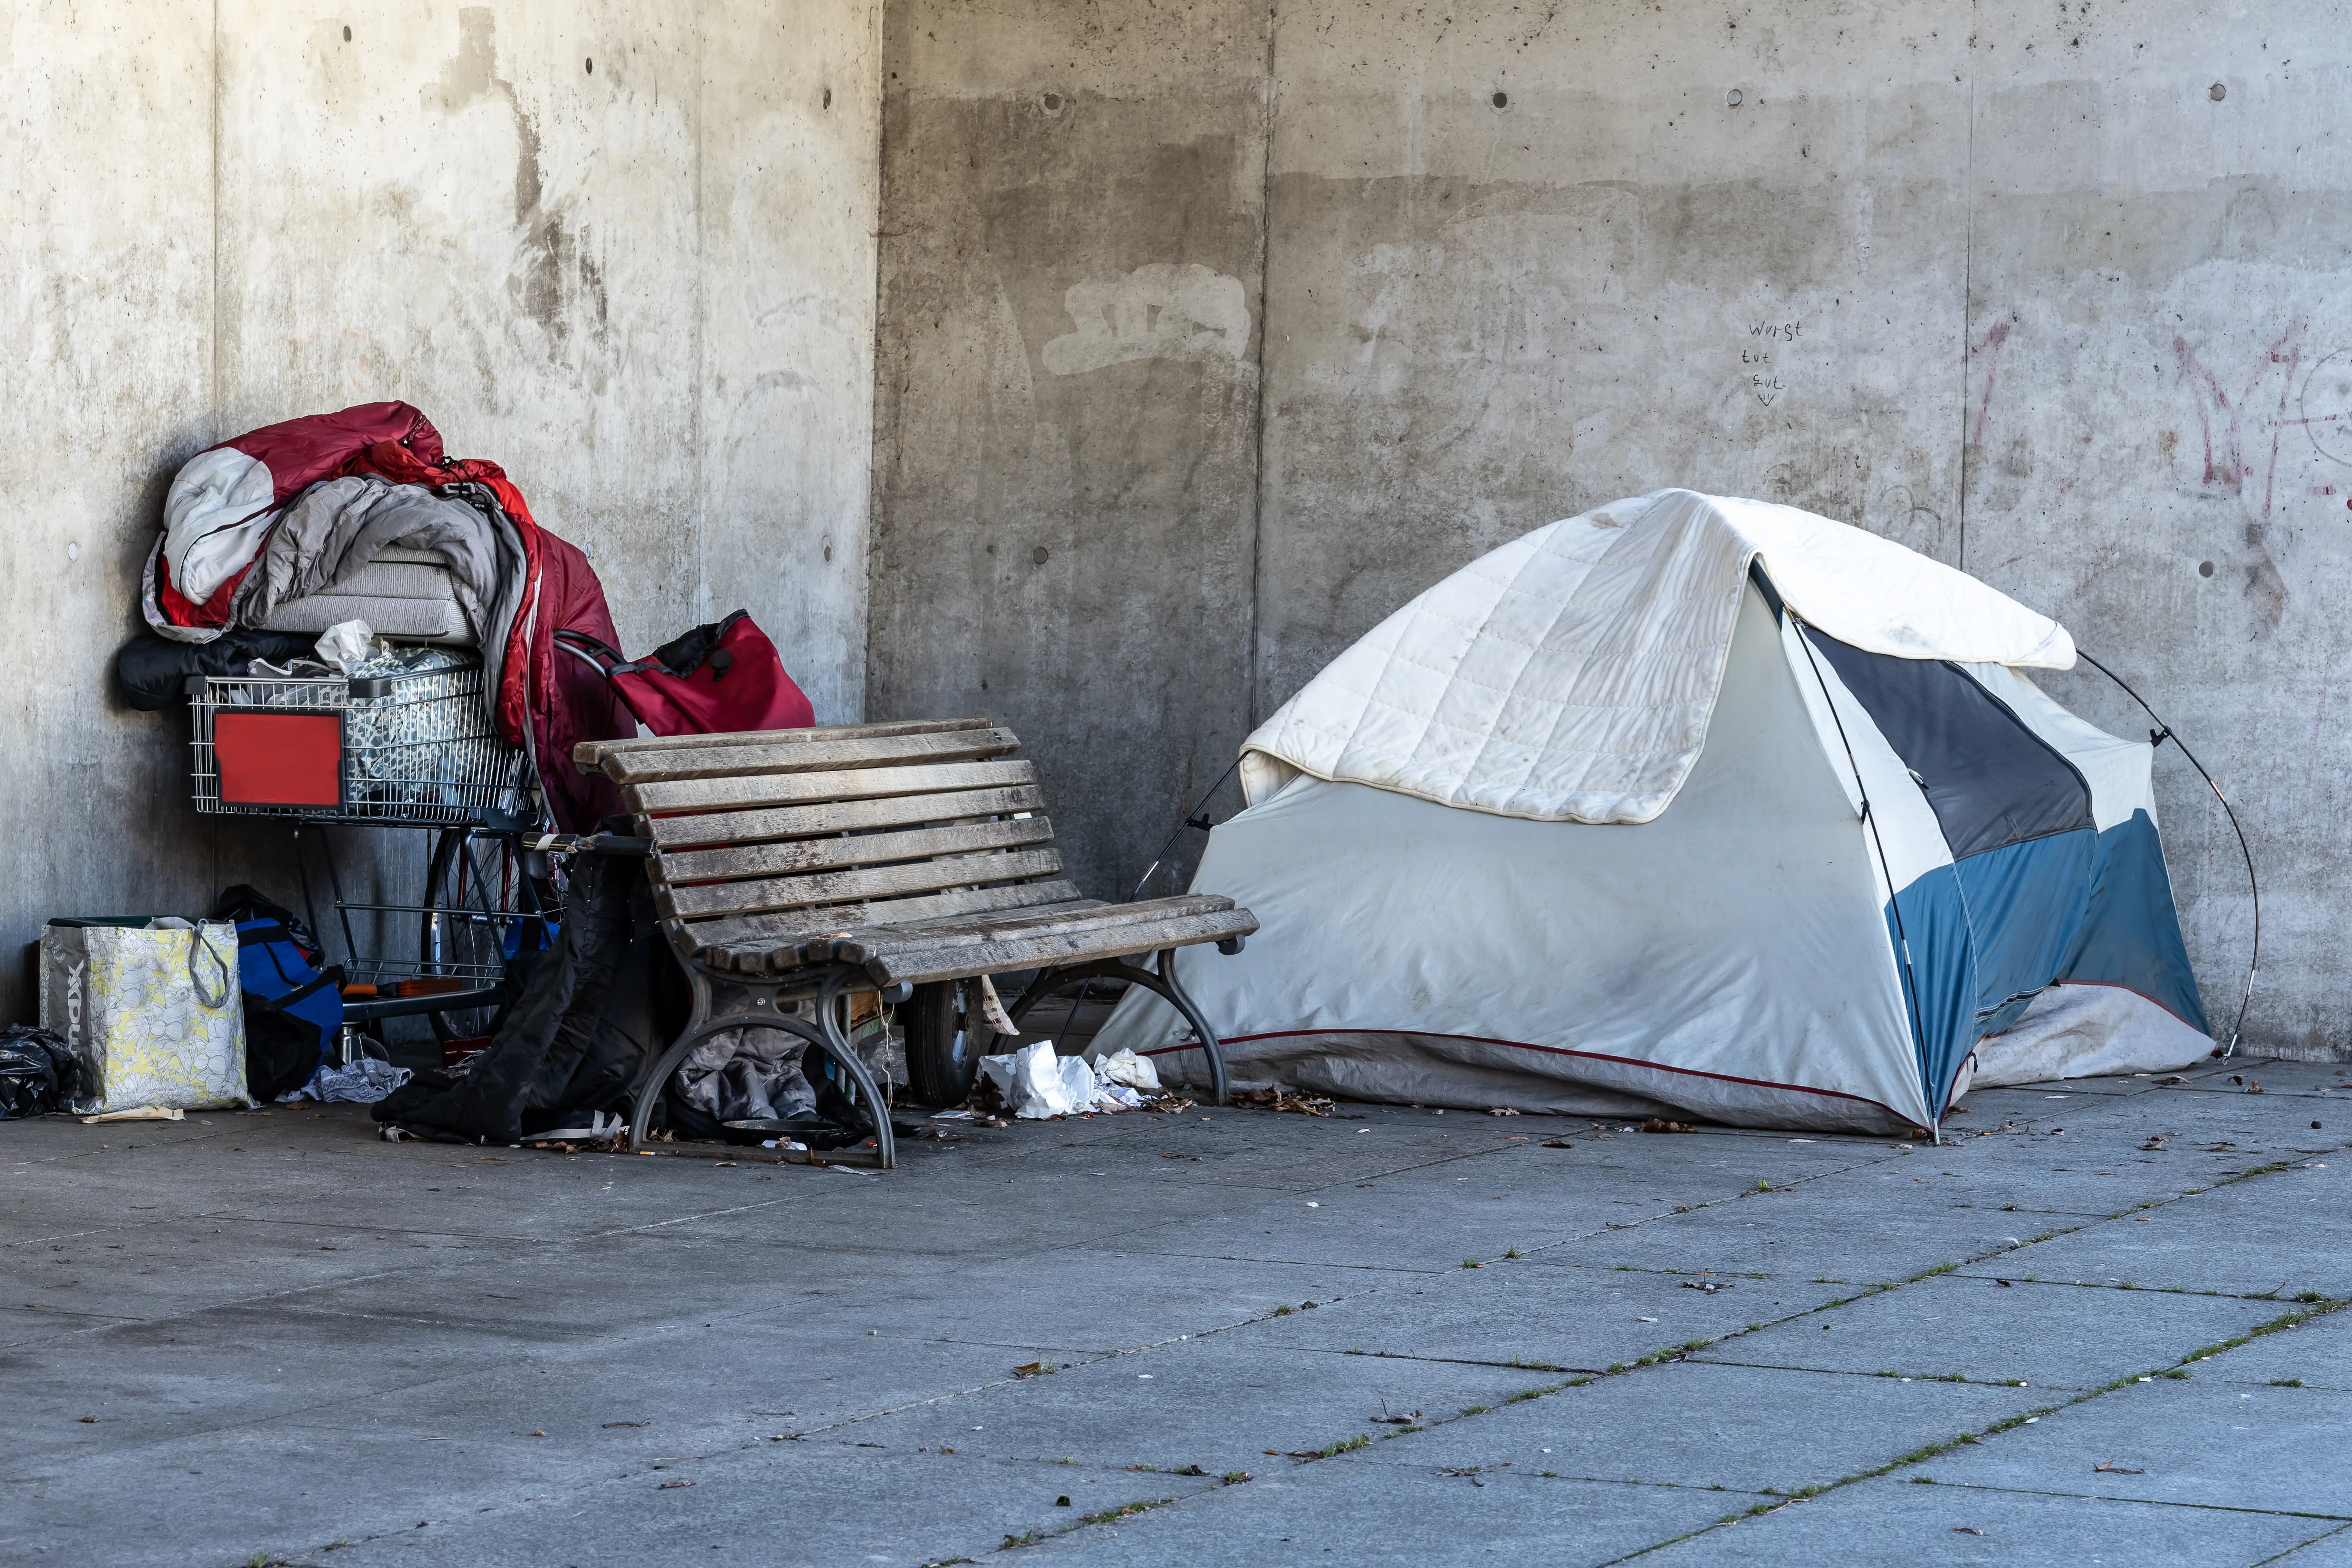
[0,0,880,1023]
[870,0,2352,1054]
[866,0,1271,904]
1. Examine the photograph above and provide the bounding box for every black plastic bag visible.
[0,1026,77,1119]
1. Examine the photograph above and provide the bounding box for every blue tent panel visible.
[2062,809,2211,1036]
[1888,813,2208,1118]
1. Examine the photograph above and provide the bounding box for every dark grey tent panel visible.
[1803,628,2092,860]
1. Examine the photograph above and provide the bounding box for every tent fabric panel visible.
[1240,490,2077,826]
[1882,865,1980,1115]
[1779,616,1954,898]
[1177,1030,1924,1135]
[1951,827,2098,1039]
[1966,982,2213,1089]
[1097,586,1930,1130]
[1803,630,2092,861]
[1960,662,2152,835]
[2059,809,2212,1036]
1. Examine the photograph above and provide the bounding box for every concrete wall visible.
[0,0,880,1023]
[869,0,2352,1054]
[866,0,1272,911]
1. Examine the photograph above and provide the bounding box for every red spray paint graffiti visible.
[1967,318,2013,447]
[2173,321,2306,518]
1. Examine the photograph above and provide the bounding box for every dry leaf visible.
[1640,1118,1695,1135]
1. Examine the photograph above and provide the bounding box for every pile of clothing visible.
[116,402,632,830]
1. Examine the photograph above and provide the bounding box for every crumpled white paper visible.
[977,1040,1160,1118]
[1095,1047,1161,1092]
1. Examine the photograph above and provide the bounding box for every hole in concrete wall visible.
[1041,92,1064,115]
[2209,82,2226,101]
[822,535,835,563]
[585,57,594,74]
[1726,88,1744,107]
[2199,560,2216,577]
[823,86,833,110]
[342,24,351,41]
[1491,90,1509,109]
[1032,546,1050,565]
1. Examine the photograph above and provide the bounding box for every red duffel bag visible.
[555,610,815,737]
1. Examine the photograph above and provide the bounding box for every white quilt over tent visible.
[1092,491,2211,1133]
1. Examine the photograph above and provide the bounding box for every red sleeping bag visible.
[556,611,815,739]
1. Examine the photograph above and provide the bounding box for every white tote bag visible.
[39,919,252,1114]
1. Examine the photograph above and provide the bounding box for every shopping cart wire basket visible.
[189,655,529,827]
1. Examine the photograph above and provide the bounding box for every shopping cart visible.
[187,652,554,1047]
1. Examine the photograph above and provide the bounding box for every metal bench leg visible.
[817,969,897,1170]
[1004,953,1228,1108]
[627,968,895,1167]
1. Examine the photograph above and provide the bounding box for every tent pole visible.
[2074,651,2260,1059]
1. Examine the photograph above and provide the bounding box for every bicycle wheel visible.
[420,829,554,1042]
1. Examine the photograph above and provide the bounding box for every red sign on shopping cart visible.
[214,711,344,808]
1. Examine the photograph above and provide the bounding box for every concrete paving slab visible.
[2272,1525,2352,1565]
[1792,1123,2294,1219]
[2192,1305,2352,1390]
[0,1211,522,1320]
[279,1317,1119,1451]
[1235,1260,1850,1371]
[2177,1061,2352,1100]
[7,1423,1214,1568]
[5,1079,2341,1564]
[1892,1377,2352,1518]
[1368,1361,2042,1491]
[809,1329,1557,1471]
[0,1302,541,1454]
[1629,1472,2339,1566]
[1693,1275,2291,1390]
[1120,1134,1899,1273]
[786,1245,1424,1352]
[1534,1185,2072,1284]
[1014,1464,1748,1567]
[1955,1166,2352,1297]
[628,1166,1293,1263]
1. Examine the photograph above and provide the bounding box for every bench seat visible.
[573,717,1259,1164]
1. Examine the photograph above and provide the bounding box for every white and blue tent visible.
[1093,491,2211,1134]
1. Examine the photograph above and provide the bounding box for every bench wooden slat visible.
[647,782,1045,850]
[626,759,1037,817]
[684,881,1089,969]
[824,894,1236,963]
[601,726,1019,787]
[574,717,993,773]
[657,847,1064,922]
[656,818,1055,889]
[859,908,1260,987]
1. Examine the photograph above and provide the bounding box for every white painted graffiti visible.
[1040,263,1252,376]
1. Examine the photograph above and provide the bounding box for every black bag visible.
[0,1026,76,1119]
[210,886,342,1101]
[375,835,680,1143]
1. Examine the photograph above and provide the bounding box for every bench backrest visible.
[574,719,1080,958]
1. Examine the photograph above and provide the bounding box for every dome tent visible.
[1090,490,2211,1134]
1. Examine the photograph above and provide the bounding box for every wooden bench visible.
[572,717,1258,1166]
